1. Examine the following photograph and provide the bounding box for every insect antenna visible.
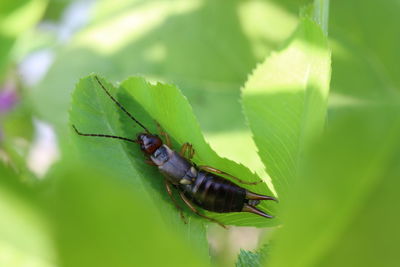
[72,125,138,143]
[94,75,150,133]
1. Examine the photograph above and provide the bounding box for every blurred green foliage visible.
[0,0,399,267]
[329,0,400,101]
[268,105,400,267]
[50,160,207,267]
[0,163,55,267]
[0,0,47,82]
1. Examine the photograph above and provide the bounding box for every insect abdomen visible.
[181,171,246,213]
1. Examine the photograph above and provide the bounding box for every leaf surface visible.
[242,18,331,197]
[235,248,263,267]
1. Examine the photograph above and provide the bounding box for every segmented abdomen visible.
[181,171,246,213]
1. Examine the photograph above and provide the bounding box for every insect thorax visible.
[150,144,170,166]
[153,145,195,185]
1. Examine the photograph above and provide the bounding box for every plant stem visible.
[313,0,329,35]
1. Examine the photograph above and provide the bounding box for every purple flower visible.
[0,85,18,113]
[0,81,18,143]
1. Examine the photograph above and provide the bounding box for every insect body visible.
[73,76,277,228]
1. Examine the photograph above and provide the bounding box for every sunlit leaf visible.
[242,18,331,197]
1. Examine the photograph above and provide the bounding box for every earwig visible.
[72,76,277,228]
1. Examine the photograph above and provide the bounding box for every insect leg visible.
[197,165,262,185]
[242,203,274,218]
[72,125,137,143]
[188,144,195,159]
[178,191,227,229]
[165,180,187,223]
[156,122,172,147]
[180,143,195,160]
[145,159,157,166]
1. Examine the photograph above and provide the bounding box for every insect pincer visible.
[137,133,162,154]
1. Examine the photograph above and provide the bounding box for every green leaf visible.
[69,75,209,259]
[242,18,331,197]
[49,160,207,267]
[236,245,269,267]
[70,74,278,227]
[236,249,261,267]
[329,0,400,102]
[0,0,47,82]
[267,103,400,267]
[0,163,55,267]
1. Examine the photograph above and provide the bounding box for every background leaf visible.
[267,103,400,267]
[48,160,207,267]
[0,0,47,82]
[0,163,55,267]
[328,0,400,102]
[242,18,331,197]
